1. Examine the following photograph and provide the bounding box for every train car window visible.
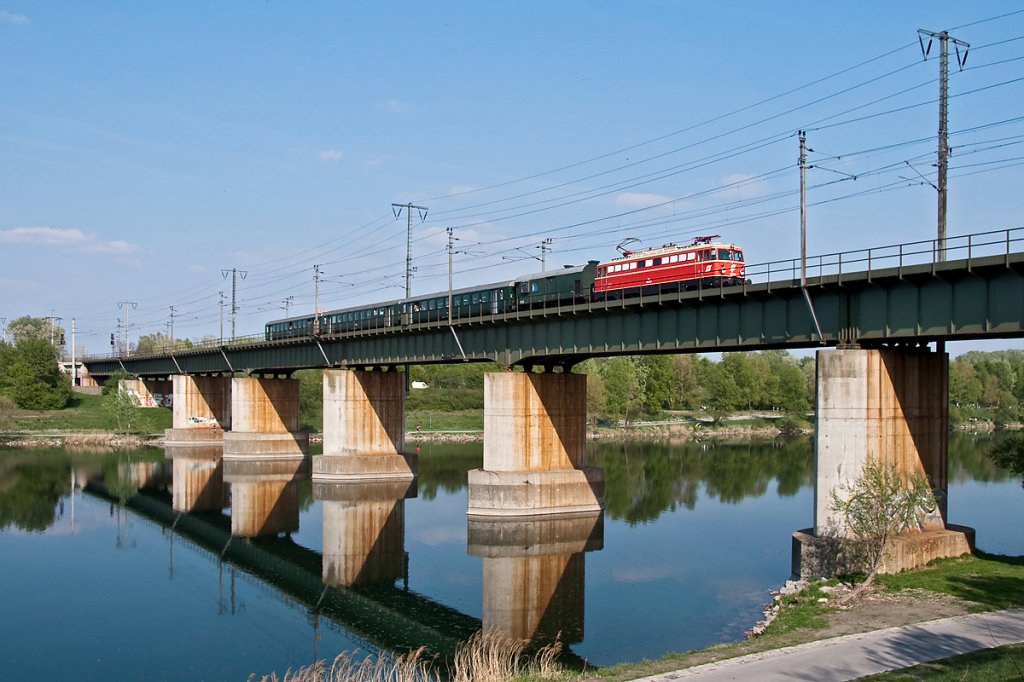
[734,251,744,262]
[481,291,489,302]
[427,299,434,310]
[718,249,730,260]
[651,258,659,266]
[637,260,646,269]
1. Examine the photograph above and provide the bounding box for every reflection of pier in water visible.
[82,460,479,659]
[80,448,598,666]
[469,513,603,645]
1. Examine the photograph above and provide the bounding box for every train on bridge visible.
[266,236,747,340]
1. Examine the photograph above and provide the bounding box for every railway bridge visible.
[82,228,1024,576]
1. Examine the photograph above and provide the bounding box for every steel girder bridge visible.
[83,229,1024,380]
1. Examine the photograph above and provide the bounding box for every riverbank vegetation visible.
[0,391,171,438]
[254,629,565,682]
[578,552,1024,682]
[260,548,1024,675]
[858,642,1024,681]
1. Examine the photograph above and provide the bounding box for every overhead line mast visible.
[918,28,970,262]
[392,202,429,298]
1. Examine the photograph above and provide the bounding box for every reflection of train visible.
[266,236,746,340]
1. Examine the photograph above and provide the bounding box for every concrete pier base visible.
[164,375,231,445]
[795,348,974,578]
[222,377,308,457]
[468,372,603,517]
[792,525,976,579]
[316,479,416,587]
[315,369,415,481]
[468,512,603,643]
[467,468,605,517]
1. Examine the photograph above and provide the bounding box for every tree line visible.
[949,350,1024,425]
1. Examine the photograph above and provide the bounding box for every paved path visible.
[631,608,1024,681]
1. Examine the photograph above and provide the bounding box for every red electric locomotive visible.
[593,235,746,296]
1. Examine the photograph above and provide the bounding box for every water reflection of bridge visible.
[81,450,602,666]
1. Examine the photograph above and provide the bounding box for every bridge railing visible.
[85,332,269,361]
[84,226,1024,363]
[743,226,1024,287]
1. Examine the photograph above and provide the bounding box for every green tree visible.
[135,332,195,355]
[0,337,72,409]
[721,352,769,410]
[829,459,937,594]
[576,359,608,427]
[670,355,703,410]
[600,357,644,424]
[295,369,324,432]
[759,350,811,415]
[108,386,140,433]
[637,355,676,414]
[700,361,742,421]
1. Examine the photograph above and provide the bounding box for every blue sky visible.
[2,2,1022,354]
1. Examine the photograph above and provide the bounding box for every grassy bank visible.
[577,553,1024,681]
[859,642,1024,681]
[1,392,171,437]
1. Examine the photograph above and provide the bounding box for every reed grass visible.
[252,630,565,682]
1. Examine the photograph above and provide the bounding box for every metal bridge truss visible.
[84,230,1024,379]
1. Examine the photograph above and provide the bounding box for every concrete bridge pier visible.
[467,371,603,517]
[793,347,975,578]
[314,368,416,481]
[165,444,226,513]
[316,479,416,586]
[164,375,231,445]
[468,512,603,643]
[118,377,172,408]
[224,456,310,538]
[223,376,309,457]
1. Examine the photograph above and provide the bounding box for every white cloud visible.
[0,226,140,255]
[0,226,88,246]
[721,173,768,199]
[317,149,343,161]
[377,98,411,114]
[616,192,671,208]
[0,10,29,25]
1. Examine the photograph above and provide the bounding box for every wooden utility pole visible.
[918,28,970,262]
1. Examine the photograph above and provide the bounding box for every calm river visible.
[0,434,1021,680]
